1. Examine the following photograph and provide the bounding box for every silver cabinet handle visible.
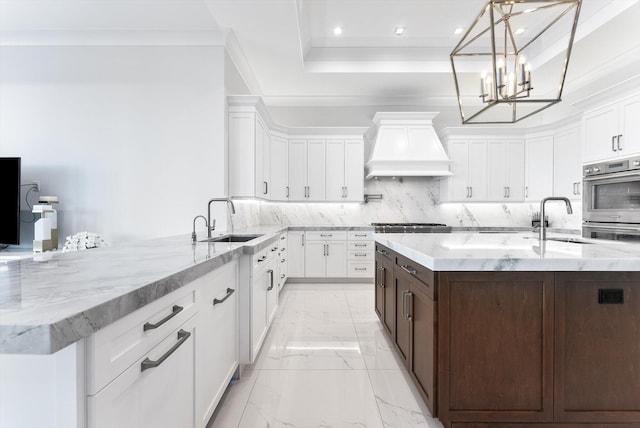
[405,292,412,321]
[264,181,268,195]
[612,135,618,152]
[376,248,387,255]
[503,187,507,198]
[213,288,235,306]
[525,186,529,199]
[354,253,367,257]
[257,255,267,262]
[344,187,348,198]
[355,267,367,271]
[143,305,183,331]
[271,246,278,252]
[320,234,333,237]
[402,290,411,320]
[466,186,470,198]
[281,274,285,279]
[400,264,417,275]
[141,329,191,372]
[286,186,289,198]
[323,244,327,256]
[506,187,510,198]
[378,266,385,288]
[267,269,274,291]
[281,258,286,262]
[469,186,473,198]
[354,244,367,247]
[281,235,286,240]
[354,234,367,237]
[326,244,330,256]
[302,234,305,247]
[618,134,623,151]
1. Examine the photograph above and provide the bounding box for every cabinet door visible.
[306,140,326,201]
[325,241,347,277]
[505,140,525,201]
[619,94,640,156]
[487,141,508,200]
[228,113,257,198]
[325,140,346,201]
[410,282,436,416]
[304,241,326,278]
[583,104,619,163]
[89,319,196,428]
[255,119,266,198]
[554,126,582,200]
[555,272,640,423]
[344,140,364,202]
[262,126,271,199]
[288,140,307,201]
[270,136,288,201]
[196,263,238,428]
[287,231,305,277]
[374,257,385,320]
[446,140,471,201]
[251,269,268,358]
[395,269,411,369]
[468,140,488,201]
[382,258,395,338]
[525,136,554,201]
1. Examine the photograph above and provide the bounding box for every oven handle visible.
[583,171,640,182]
[584,224,640,232]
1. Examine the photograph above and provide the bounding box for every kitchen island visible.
[374,232,640,428]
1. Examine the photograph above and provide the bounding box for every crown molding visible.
[222,29,263,96]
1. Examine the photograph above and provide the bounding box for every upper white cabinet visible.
[441,139,488,201]
[583,94,640,163]
[270,135,289,201]
[325,139,365,202]
[288,139,326,201]
[553,126,582,200]
[524,136,554,202]
[487,140,525,201]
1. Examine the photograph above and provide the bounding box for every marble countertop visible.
[0,225,289,355]
[375,232,640,271]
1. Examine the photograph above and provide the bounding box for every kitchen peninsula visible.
[374,232,640,428]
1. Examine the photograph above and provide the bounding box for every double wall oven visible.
[582,155,640,242]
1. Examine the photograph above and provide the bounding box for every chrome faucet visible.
[539,196,573,241]
[207,198,236,238]
[192,215,209,243]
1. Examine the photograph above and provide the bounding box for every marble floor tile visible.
[238,370,385,428]
[368,370,443,428]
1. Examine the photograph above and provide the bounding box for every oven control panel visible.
[584,155,640,177]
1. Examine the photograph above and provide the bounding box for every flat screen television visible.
[0,157,21,247]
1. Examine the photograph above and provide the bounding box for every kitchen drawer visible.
[348,231,373,241]
[253,246,276,271]
[375,243,395,263]
[348,241,373,251]
[305,230,347,241]
[348,261,374,278]
[396,253,435,300]
[86,280,198,395]
[348,250,374,261]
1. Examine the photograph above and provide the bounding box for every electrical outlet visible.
[32,180,40,191]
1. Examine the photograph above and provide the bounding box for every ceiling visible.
[1,0,640,118]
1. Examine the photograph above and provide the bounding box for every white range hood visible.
[366,112,452,179]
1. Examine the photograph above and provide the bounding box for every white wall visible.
[0,46,227,245]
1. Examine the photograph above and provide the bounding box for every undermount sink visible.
[201,234,263,243]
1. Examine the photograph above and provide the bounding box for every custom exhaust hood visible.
[366,112,452,179]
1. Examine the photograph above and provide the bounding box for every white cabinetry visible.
[524,136,554,202]
[326,139,364,202]
[487,140,525,201]
[553,126,582,200]
[277,233,288,291]
[288,139,326,201]
[304,231,347,278]
[287,231,305,277]
[228,109,271,199]
[270,135,289,201]
[195,262,239,428]
[441,140,488,201]
[583,94,640,163]
[347,231,374,278]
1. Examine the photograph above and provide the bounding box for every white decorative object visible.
[62,232,109,253]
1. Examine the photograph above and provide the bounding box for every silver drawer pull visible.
[213,288,235,306]
[271,247,278,252]
[281,259,286,262]
[354,234,367,237]
[281,236,286,240]
[354,253,367,257]
[378,266,385,271]
[320,234,333,237]
[354,244,367,247]
[143,305,183,331]
[355,267,367,271]
[141,329,191,372]
[376,249,387,255]
[400,265,417,275]
[257,255,267,262]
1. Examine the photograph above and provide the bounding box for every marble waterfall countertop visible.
[375,232,640,271]
[0,225,373,355]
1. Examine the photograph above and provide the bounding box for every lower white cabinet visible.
[304,231,347,278]
[287,231,306,277]
[88,316,196,428]
[195,261,239,428]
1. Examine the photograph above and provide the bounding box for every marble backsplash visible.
[234,177,583,231]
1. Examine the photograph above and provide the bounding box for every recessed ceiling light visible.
[333,26,343,36]
[515,28,525,35]
[394,27,405,35]
[454,27,464,35]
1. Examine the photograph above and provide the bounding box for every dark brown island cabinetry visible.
[374,242,640,428]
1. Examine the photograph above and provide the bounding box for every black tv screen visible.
[0,157,21,246]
